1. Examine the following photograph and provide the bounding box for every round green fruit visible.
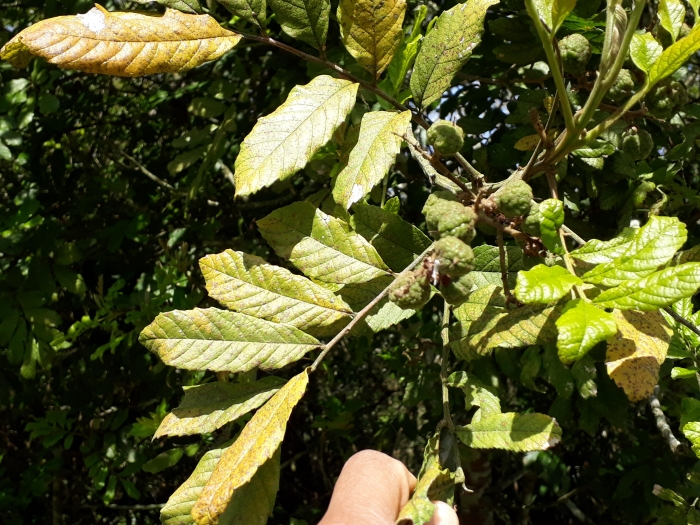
[606,69,634,102]
[621,128,654,161]
[494,180,533,218]
[433,237,474,277]
[436,205,477,243]
[427,120,465,156]
[388,270,431,310]
[440,274,473,306]
[645,79,689,119]
[559,34,591,76]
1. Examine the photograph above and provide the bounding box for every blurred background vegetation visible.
[2,0,700,523]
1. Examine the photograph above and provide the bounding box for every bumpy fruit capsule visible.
[521,201,541,236]
[559,34,591,76]
[494,180,533,218]
[427,120,465,156]
[440,274,473,306]
[423,191,458,231]
[621,128,654,161]
[433,237,474,277]
[437,205,477,243]
[606,69,634,102]
[645,79,689,119]
[388,270,431,310]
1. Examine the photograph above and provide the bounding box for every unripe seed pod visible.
[493,180,534,218]
[388,270,431,310]
[422,191,458,231]
[521,201,541,237]
[436,205,477,243]
[559,34,591,76]
[621,128,654,161]
[433,236,475,277]
[427,120,465,156]
[606,69,634,102]
[440,274,473,306]
[645,79,689,119]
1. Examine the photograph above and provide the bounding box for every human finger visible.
[428,501,459,525]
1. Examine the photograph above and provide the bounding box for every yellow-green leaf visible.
[233,76,358,197]
[332,110,411,209]
[570,227,637,265]
[658,0,686,43]
[192,369,309,525]
[630,32,663,74]
[555,299,618,364]
[155,376,285,438]
[200,250,352,337]
[268,0,330,50]
[396,455,451,525]
[648,23,700,85]
[0,6,242,76]
[514,264,582,304]
[456,412,562,451]
[338,0,406,80]
[139,308,320,373]
[531,0,577,36]
[605,310,672,402]
[257,201,390,284]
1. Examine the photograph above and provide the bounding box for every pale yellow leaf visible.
[0,6,242,76]
[337,0,407,79]
[192,369,309,525]
[605,310,672,402]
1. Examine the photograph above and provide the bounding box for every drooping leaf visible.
[555,299,618,364]
[630,32,663,74]
[470,245,524,289]
[139,308,320,374]
[456,412,562,452]
[161,444,280,525]
[215,0,266,29]
[410,0,499,109]
[350,203,431,271]
[605,309,672,402]
[658,0,686,43]
[258,202,390,284]
[582,216,687,287]
[233,76,358,197]
[155,377,286,438]
[570,227,638,264]
[332,110,411,209]
[384,5,428,97]
[542,343,575,399]
[447,371,501,421]
[539,199,565,255]
[268,0,330,50]
[514,265,582,304]
[396,450,452,525]
[191,369,308,525]
[337,0,407,79]
[143,448,185,474]
[0,7,242,76]
[648,24,700,85]
[593,263,700,311]
[200,250,352,337]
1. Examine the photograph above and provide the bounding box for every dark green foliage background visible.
[1,0,700,524]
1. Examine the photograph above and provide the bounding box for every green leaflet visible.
[215,0,266,28]
[542,343,575,399]
[161,445,280,525]
[689,0,700,19]
[350,203,431,271]
[453,284,506,323]
[132,0,203,14]
[234,76,358,197]
[571,141,615,158]
[337,0,406,80]
[200,250,352,337]
[332,111,411,209]
[410,0,498,109]
[383,5,427,98]
[630,32,663,74]
[514,264,582,304]
[456,412,562,452]
[396,451,451,525]
[593,263,700,310]
[570,227,637,264]
[539,199,564,255]
[683,422,700,458]
[582,216,687,287]
[447,371,501,421]
[648,24,700,86]
[154,377,286,438]
[268,0,329,50]
[257,201,390,284]
[658,0,685,43]
[520,346,544,392]
[139,308,320,373]
[571,354,598,399]
[530,0,577,36]
[470,245,524,289]
[555,299,617,364]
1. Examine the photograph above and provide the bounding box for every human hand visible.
[318,450,459,525]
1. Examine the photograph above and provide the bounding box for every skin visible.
[318,450,459,525]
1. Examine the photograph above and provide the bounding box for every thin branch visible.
[309,245,434,372]
[649,386,685,454]
[562,225,586,245]
[217,161,236,187]
[663,307,700,339]
[119,151,183,194]
[82,504,165,511]
[439,301,455,430]
[496,231,514,304]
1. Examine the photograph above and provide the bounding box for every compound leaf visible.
[0,6,241,76]
[268,0,330,50]
[200,250,352,337]
[192,370,308,525]
[234,76,358,197]
[648,23,700,86]
[337,0,407,79]
[332,110,411,209]
[514,264,582,304]
[410,0,498,109]
[456,412,562,452]
[257,202,390,284]
[139,308,320,374]
[555,299,617,364]
[605,310,672,402]
[630,32,663,74]
[155,377,286,438]
[216,0,266,29]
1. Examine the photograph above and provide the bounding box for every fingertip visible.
[429,501,459,525]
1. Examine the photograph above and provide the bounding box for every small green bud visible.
[521,201,541,236]
[645,79,689,119]
[437,205,477,243]
[440,274,473,306]
[389,270,431,310]
[427,120,465,156]
[559,34,591,76]
[621,128,654,161]
[433,237,475,277]
[606,69,635,102]
[494,180,533,218]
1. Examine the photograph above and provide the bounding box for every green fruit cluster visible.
[621,128,654,161]
[427,120,465,156]
[493,180,533,218]
[422,192,476,243]
[645,79,689,119]
[433,236,474,277]
[388,270,431,310]
[606,69,634,102]
[559,34,591,76]
[521,201,541,237]
[440,274,473,306]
